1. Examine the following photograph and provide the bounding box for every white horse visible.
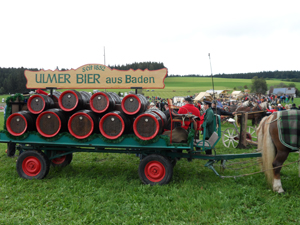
[259,101,270,111]
[242,100,250,107]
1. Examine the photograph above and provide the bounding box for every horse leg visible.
[269,121,290,193]
[253,115,259,126]
[272,150,289,193]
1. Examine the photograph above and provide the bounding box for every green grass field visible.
[1,77,300,224]
[1,115,300,223]
[149,77,300,99]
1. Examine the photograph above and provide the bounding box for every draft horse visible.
[234,101,266,126]
[257,111,299,193]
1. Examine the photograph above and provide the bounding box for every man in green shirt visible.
[200,101,215,155]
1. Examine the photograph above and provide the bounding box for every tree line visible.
[108,62,166,71]
[0,67,39,94]
[174,70,300,82]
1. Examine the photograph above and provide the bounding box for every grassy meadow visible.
[1,77,300,224]
[151,77,300,99]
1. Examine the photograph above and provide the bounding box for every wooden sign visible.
[25,64,168,89]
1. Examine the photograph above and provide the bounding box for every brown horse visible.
[224,100,251,113]
[234,102,265,126]
[224,105,238,112]
[257,111,298,193]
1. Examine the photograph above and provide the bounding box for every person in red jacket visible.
[267,105,278,113]
[178,97,201,130]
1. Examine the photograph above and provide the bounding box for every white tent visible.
[206,90,224,95]
[194,92,213,102]
[231,91,243,99]
[206,89,230,98]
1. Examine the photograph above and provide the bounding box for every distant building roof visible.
[286,87,296,95]
[273,88,286,94]
[272,87,296,95]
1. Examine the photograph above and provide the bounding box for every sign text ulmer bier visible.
[25,64,167,89]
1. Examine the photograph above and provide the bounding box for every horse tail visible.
[257,116,268,166]
[257,115,276,185]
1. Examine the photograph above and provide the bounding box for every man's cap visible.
[204,101,212,105]
[292,103,296,107]
[278,104,281,106]
[150,102,155,106]
[184,97,192,102]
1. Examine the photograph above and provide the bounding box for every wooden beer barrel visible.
[6,111,36,136]
[133,110,163,140]
[109,92,122,104]
[49,90,62,108]
[49,90,61,102]
[27,94,55,114]
[90,92,121,113]
[148,108,167,129]
[68,110,99,139]
[36,108,68,137]
[58,90,91,112]
[121,94,149,115]
[99,111,131,139]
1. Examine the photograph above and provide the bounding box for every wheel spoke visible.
[232,140,238,147]
[230,140,235,148]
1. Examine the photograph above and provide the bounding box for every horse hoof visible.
[273,186,284,193]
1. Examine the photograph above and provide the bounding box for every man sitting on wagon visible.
[178,97,201,130]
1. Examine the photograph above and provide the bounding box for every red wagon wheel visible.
[16,150,50,180]
[138,154,173,185]
[51,151,73,167]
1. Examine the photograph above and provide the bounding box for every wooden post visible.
[299,151,300,178]
[237,112,248,148]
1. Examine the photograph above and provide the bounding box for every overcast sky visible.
[1,0,299,75]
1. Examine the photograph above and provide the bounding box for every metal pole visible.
[104,46,106,92]
[208,53,217,115]
[103,46,106,66]
[208,53,215,101]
